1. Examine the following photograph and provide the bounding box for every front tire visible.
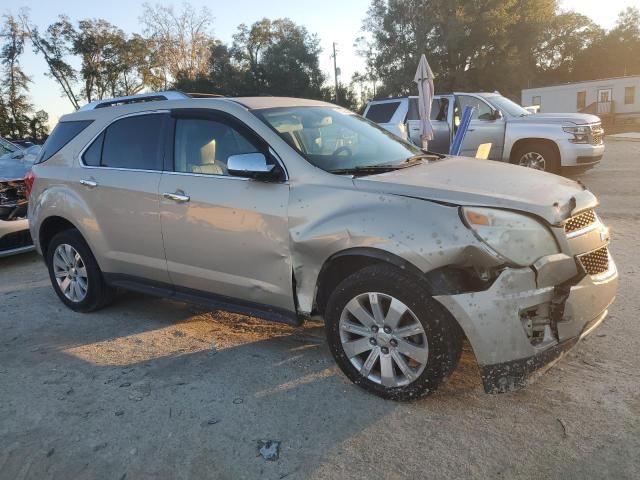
[325,264,463,401]
[46,229,114,312]
[511,142,560,173]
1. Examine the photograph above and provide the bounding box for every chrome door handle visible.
[163,192,190,203]
[80,179,98,188]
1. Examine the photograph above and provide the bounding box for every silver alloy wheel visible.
[53,244,89,302]
[518,151,546,170]
[339,292,429,388]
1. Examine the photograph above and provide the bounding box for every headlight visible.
[462,207,559,266]
[563,125,589,144]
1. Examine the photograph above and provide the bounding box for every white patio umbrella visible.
[414,54,435,149]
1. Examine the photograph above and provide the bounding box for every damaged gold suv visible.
[28,92,618,400]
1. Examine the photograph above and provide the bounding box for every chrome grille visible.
[590,124,604,145]
[564,209,596,233]
[578,246,609,275]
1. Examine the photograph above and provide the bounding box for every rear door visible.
[454,95,505,159]
[158,109,294,312]
[77,112,170,283]
[406,97,452,153]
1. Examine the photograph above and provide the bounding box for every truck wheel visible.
[511,142,560,173]
[46,229,114,312]
[324,264,463,401]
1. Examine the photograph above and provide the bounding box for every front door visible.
[159,110,294,311]
[455,95,506,159]
[76,112,170,283]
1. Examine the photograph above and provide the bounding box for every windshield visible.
[0,137,20,157]
[487,95,531,117]
[253,106,425,172]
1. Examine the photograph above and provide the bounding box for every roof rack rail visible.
[78,91,190,111]
[185,92,225,98]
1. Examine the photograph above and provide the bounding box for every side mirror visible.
[227,153,280,180]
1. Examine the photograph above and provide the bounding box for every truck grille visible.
[578,246,609,275]
[590,124,604,145]
[564,209,596,233]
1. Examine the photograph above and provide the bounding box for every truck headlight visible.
[462,207,559,266]
[563,125,589,144]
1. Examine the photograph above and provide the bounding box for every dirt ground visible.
[1,140,639,480]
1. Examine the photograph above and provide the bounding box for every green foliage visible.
[362,1,640,98]
[176,18,326,99]
[0,14,32,138]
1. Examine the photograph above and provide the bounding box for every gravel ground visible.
[1,140,639,480]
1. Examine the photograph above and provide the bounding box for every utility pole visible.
[332,42,340,104]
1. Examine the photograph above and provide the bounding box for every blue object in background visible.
[449,105,474,156]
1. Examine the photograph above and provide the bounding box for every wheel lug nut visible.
[381,346,389,354]
[390,339,398,347]
[369,338,377,346]
[383,326,392,334]
[371,326,379,333]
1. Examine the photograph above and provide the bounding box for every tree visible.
[361,0,557,98]
[259,19,325,98]
[231,18,325,97]
[533,11,603,86]
[572,7,640,80]
[23,14,81,110]
[1,14,32,138]
[72,19,152,101]
[29,109,49,142]
[140,3,214,88]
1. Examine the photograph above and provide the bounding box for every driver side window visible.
[456,95,494,122]
[174,118,263,176]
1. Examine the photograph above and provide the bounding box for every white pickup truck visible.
[363,92,605,173]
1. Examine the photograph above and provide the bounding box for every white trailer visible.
[522,75,640,126]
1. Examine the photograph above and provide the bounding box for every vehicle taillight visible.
[24,170,35,199]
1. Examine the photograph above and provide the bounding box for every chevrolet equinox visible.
[27,92,618,400]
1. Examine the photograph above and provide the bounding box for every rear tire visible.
[325,264,463,401]
[511,142,560,173]
[46,229,114,312]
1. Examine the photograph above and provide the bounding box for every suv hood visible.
[510,112,600,125]
[354,157,597,225]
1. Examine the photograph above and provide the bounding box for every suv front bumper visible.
[434,255,618,393]
[559,141,605,168]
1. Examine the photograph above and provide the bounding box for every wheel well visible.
[39,216,77,256]
[509,138,560,163]
[313,248,427,316]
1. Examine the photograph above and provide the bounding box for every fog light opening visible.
[520,303,557,347]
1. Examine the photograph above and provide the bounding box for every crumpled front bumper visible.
[434,255,618,393]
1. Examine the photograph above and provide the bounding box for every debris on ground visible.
[258,440,280,461]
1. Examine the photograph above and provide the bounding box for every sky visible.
[2,0,636,127]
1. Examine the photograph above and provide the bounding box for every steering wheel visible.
[332,146,353,157]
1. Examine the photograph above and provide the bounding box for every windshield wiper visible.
[329,155,433,176]
[329,165,405,175]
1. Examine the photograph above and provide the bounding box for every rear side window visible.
[83,132,104,167]
[86,114,165,170]
[406,98,448,121]
[37,120,93,163]
[364,102,400,123]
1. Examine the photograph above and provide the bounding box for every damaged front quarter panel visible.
[288,176,503,316]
